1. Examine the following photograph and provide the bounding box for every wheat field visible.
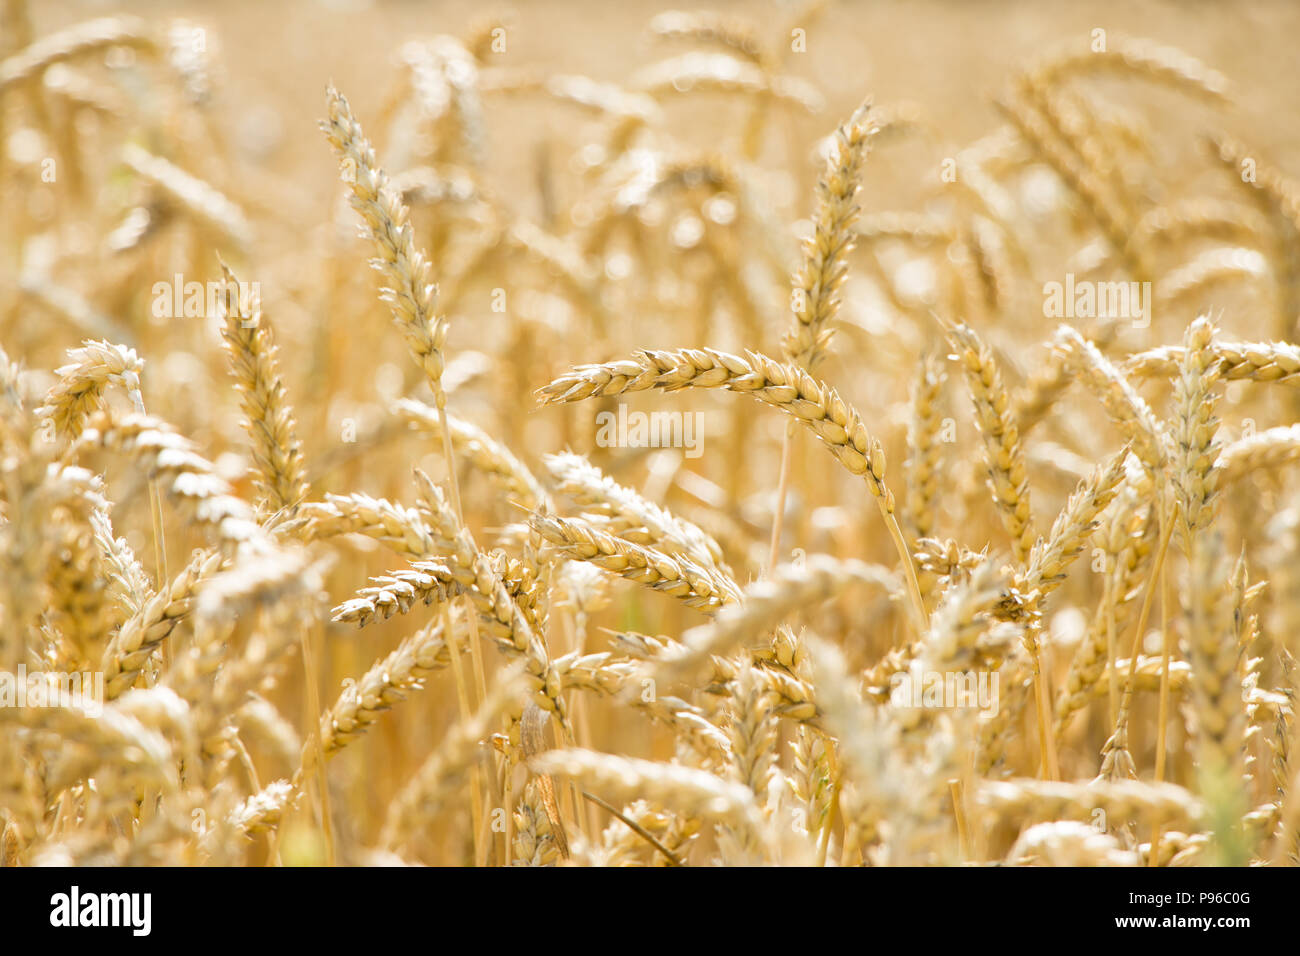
[1,0,1299,868]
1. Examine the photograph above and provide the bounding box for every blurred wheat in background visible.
[2,0,1299,867]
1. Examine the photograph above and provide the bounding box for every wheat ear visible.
[1125,338,1300,388]
[37,339,144,439]
[540,347,929,633]
[529,749,765,838]
[322,88,486,804]
[783,99,874,371]
[0,16,157,91]
[905,353,947,544]
[531,512,739,612]
[949,323,1036,565]
[100,549,222,699]
[216,261,308,517]
[413,471,567,725]
[651,555,899,682]
[398,398,550,512]
[544,450,727,575]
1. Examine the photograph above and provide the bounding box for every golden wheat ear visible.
[215,259,309,519]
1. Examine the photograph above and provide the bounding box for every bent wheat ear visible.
[529,748,765,836]
[555,649,729,756]
[121,144,253,248]
[100,549,222,699]
[651,555,900,682]
[998,86,1143,278]
[1011,342,1072,436]
[398,398,550,511]
[0,16,158,91]
[300,492,437,557]
[1219,424,1300,484]
[413,471,567,725]
[633,52,822,113]
[74,412,262,548]
[541,347,894,500]
[532,512,738,612]
[88,507,151,618]
[227,619,464,840]
[320,619,457,755]
[37,339,144,439]
[1008,821,1137,866]
[222,780,295,837]
[330,560,459,627]
[0,696,179,801]
[1125,338,1300,388]
[1026,34,1230,101]
[1018,445,1130,601]
[1057,325,1168,471]
[539,347,928,631]
[544,450,727,575]
[979,778,1205,831]
[649,10,772,67]
[1156,247,1269,308]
